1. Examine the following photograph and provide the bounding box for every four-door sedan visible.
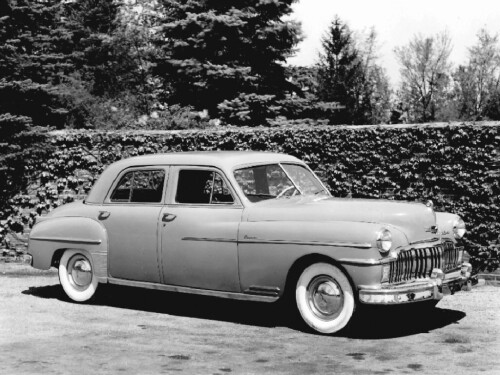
[28,151,472,334]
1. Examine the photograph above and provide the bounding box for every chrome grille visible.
[389,246,442,283]
[389,241,461,283]
[443,241,460,272]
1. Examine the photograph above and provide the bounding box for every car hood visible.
[244,196,438,244]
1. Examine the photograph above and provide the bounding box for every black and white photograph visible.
[1,0,499,374]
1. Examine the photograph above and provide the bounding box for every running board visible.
[107,278,280,303]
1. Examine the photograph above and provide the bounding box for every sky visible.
[287,0,500,86]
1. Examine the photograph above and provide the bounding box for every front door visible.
[99,167,167,283]
[160,167,242,292]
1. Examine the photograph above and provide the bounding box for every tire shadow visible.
[23,284,466,337]
[345,304,466,339]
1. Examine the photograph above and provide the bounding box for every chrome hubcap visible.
[307,276,344,320]
[68,256,92,289]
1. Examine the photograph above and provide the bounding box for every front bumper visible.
[358,263,473,305]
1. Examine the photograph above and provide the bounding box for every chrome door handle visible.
[98,211,111,220]
[162,213,176,222]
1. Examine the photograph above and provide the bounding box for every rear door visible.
[99,167,168,283]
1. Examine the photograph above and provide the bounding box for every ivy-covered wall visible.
[3,123,499,272]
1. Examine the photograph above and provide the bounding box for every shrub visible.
[4,122,499,272]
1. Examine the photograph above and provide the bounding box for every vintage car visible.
[28,151,472,334]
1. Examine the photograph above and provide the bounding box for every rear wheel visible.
[295,262,355,334]
[58,250,98,302]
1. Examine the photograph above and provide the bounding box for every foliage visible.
[0,0,158,130]
[395,31,453,123]
[0,114,49,246]
[153,0,302,123]
[316,16,362,124]
[3,123,499,273]
[316,17,391,125]
[453,29,500,121]
[285,66,319,94]
[0,0,71,127]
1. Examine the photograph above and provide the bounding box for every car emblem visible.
[425,225,438,234]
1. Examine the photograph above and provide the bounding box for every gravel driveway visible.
[1,263,499,375]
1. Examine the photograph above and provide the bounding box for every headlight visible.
[376,229,392,254]
[453,218,466,239]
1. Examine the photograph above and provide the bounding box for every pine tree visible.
[0,0,71,127]
[316,16,364,124]
[154,0,302,124]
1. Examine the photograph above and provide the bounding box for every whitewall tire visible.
[295,262,355,334]
[58,249,98,302]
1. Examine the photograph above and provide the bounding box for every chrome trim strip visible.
[240,239,372,249]
[29,236,102,245]
[360,284,434,295]
[246,285,281,296]
[107,278,279,302]
[182,237,238,243]
[338,258,381,266]
[408,238,440,245]
[183,236,372,249]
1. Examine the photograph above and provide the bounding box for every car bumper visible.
[358,263,473,305]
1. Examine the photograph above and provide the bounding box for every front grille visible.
[389,241,461,283]
[443,241,461,272]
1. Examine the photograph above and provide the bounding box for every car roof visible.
[109,151,299,168]
[86,151,302,203]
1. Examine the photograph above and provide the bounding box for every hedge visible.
[2,122,499,272]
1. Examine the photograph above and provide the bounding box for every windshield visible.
[233,163,329,202]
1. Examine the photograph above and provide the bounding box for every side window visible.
[176,170,234,204]
[110,170,165,203]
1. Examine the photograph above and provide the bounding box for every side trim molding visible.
[182,237,237,243]
[245,285,281,297]
[182,237,372,249]
[240,238,372,249]
[29,236,102,245]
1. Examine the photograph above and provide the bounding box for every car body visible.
[28,151,472,334]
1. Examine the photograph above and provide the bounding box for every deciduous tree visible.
[395,31,453,122]
[454,29,500,120]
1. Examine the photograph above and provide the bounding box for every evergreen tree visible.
[316,16,367,124]
[0,0,71,127]
[154,0,302,125]
[61,0,121,96]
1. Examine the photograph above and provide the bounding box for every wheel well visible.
[51,249,66,268]
[283,253,357,300]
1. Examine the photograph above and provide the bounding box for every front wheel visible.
[295,262,355,334]
[58,250,98,302]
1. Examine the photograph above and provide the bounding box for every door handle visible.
[162,213,176,222]
[98,211,111,220]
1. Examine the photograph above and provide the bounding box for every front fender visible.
[28,216,108,280]
[436,212,461,242]
[237,220,407,294]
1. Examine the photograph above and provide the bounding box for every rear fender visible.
[28,217,108,281]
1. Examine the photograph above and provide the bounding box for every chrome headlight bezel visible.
[376,228,392,254]
[453,217,466,239]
